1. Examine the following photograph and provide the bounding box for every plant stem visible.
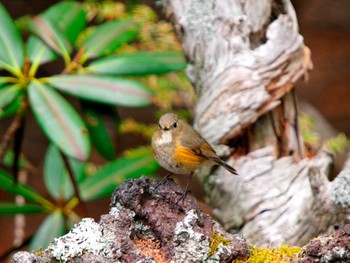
[0,99,28,171]
[59,151,88,217]
[0,114,23,164]
[12,113,26,183]
[292,88,305,159]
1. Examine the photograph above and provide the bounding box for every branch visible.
[59,151,88,217]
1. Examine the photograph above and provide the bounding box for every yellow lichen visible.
[208,231,231,258]
[235,244,301,263]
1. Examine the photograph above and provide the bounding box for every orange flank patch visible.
[174,142,202,171]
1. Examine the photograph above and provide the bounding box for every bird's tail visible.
[215,159,239,175]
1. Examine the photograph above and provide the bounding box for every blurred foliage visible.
[0,0,193,252]
[300,113,350,155]
[82,1,195,136]
[120,118,157,140]
[325,133,350,155]
[299,113,320,148]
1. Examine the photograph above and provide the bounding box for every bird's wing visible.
[179,122,238,175]
[179,122,219,160]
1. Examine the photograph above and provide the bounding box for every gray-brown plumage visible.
[152,113,238,176]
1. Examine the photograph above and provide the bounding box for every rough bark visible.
[160,0,350,246]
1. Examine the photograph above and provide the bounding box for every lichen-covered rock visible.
[47,218,114,261]
[12,177,250,263]
[297,224,350,262]
[11,252,39,263]
[110,176,250,262]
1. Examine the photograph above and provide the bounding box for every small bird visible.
[152,113,238,192]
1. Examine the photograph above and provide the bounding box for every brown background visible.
[1,0,350,261]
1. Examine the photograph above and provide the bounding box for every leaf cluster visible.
[0,1,188,251]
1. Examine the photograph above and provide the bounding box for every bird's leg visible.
[177,171,194,203]
[153,172,173,192]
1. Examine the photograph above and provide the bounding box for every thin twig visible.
[61,47,86,74]
[59,151,88,217]
[0,99,28,165]
[13,170,28,247]
[12,114,25,183]
[0,114,23,163]
[291,88,305,159]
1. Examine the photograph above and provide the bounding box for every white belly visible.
[156,131,172,145]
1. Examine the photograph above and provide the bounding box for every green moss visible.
[32,247,43,256]
[208,231,231,257]
[325,133,350,155]
[235,244,301,263]
[299,113,320,148]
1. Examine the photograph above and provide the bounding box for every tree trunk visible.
[161,0,350,246]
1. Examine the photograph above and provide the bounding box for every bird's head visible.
[158,113,180,131]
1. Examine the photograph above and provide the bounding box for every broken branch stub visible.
[161,0,350,247]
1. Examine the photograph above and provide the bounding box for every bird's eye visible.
[173,122,177,128]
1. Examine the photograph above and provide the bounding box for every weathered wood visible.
[161,0,311,146]
[161,0,350,246]
[205,147,350,246]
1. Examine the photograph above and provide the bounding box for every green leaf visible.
[42,1,86,44]
[28,80,90,161]
[44,144,85,201]
[47,75,153,107]
[30,16,72,60]
[27,36,58,65]
[0,93,22,119]
[0,202,47,215]
[0,77,15,86]
[26,2,86,66]
[0,169,53,208]
[87,52,187,76]
[0,4,24,72]
[0,84,21,111]
[325,133,350,155]
[81,20,138,61]
[80,147,158,201]
[29,210,65,251]
[82,102,116,161]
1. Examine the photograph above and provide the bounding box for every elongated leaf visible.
[42,1,86,44]
[0,77,13,86]
[47,75,153,107]
[0,93,22,119]
[27,36,58,65]
[82,102,116,161]
[44,144,85,201]
[28,81,90,161]
[87,52,187,76]
[80,147,158,201]
[0,203,47,215]
[0,170,53,208]
[0,4,24,71]
[0,84,21,110]
[29,210,65,251]
[27,2,86,66]
[81,20,138,60]
[30,16,71,59]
